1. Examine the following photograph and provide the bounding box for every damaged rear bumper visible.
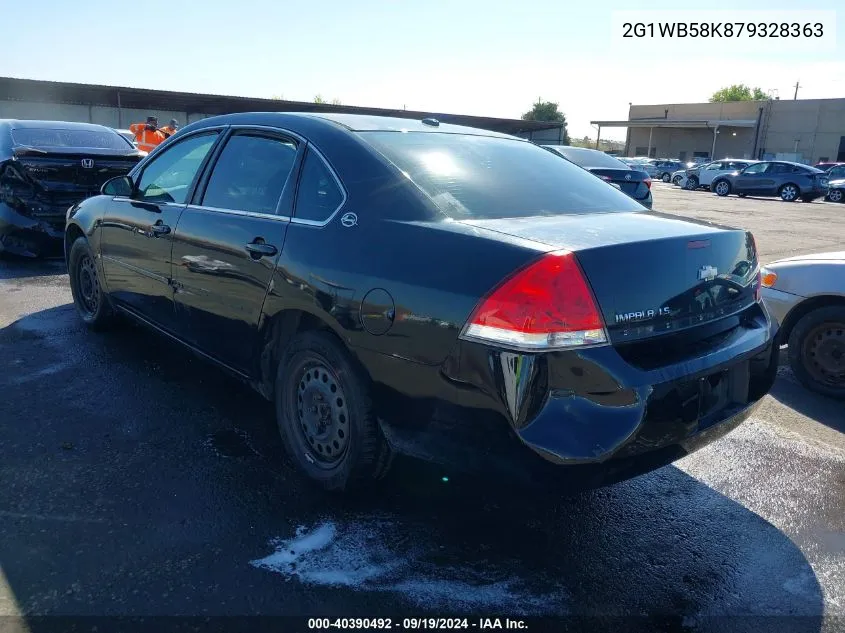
[0,203,65,258]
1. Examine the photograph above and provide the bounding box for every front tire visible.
[661,172,671,183]
[672,175,683,186]
[827,188,843,203]
[68,237,114,330]
[779,183,800,202]
[275,330,393,491]
[788,307,845,401]
[685,176,699,190]
[713,180,731,196]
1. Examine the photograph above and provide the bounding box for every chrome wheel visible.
[295,361,349,467]
[780,184,798,201]
[828,188,843,203]
[714,181,730,196]
[802,322,845,388]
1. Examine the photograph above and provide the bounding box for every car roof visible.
[0,119,119,132]
[185,112,521,140]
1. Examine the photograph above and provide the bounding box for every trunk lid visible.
[587,167,650,199]
[460,211,759,344]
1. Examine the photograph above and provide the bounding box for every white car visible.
[684,159,758,190]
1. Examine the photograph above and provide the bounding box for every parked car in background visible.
[65,111,777,493]
[671,162,701,186]
[824,164,845,202]
[0,119,144,257]
[684,159,756,190]
[761,252,845,400]
[544,145,652,208]
[654,160,684,182]
[814,162,845,171]
[711,161,829,202]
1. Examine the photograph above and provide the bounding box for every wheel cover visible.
[782,185,797,200]
[802,322,845,387]
[77,254,100,316]
[715,182,729,195]
[830,189,843,202]
[294,361,349,466]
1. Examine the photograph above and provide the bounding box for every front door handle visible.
[245,240,278,259]
[149,224,171,236]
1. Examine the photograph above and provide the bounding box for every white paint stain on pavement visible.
[251,520,567,615]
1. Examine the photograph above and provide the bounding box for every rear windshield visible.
[547,146,629,169]
[360,132,645,219]
[12,128,131,150]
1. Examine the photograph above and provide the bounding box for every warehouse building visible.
[0,76,565,144]
[592,98,845,164]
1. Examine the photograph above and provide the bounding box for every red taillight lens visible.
[643,178,652,189]
[461,251,608,351]
[599,175,611,181]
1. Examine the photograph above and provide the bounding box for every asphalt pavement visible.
[1,190,844,633]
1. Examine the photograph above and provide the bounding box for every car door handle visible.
[149,224,171,236]
[245,241,278,259]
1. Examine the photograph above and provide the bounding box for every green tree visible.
[314,95,326,104]
[709,84,767,102]
[521,98,569,144]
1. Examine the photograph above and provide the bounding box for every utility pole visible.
[793,80,801,100]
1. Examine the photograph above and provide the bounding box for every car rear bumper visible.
[0,203,65,258]
[361,304,778,487]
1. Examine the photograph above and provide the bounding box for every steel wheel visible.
[828,188,843,203]
[76,253,101,317]
[661,173,670,183]
[801,322,845,388]
[714,181,730,196]
[291,360,350,468]
[780,184,798,201]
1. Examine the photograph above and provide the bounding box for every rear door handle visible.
[149,224,171,236]
[245,241,278,259]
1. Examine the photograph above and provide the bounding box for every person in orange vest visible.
[129,116,167,153]
[160,119,179,138]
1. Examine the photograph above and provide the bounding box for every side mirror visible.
[102,175,134,197]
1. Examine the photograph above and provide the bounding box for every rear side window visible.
[293,149,345,223]
[361,132,644,219]
[12,128,129,150]
[202,134,297,214]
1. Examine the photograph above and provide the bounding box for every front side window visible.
[705,163,723,171]
[136,133,218,204]
[361,132,645,219]
[202,134,297,214]
[742,162,770,175]
[293,149,345,223]
[828,165,845,180]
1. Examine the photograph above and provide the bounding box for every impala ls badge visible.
[625,173,632,180]
[698,265,718,281]
[340,212,358,228]
[81,158,94,169]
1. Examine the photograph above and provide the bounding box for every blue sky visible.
[1,0,843,139]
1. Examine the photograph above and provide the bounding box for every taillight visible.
[460,251,608,351]
[643,178,652,190]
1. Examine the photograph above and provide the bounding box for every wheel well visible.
[64,223,84,262]
[779,295,845,344]
[255,309,345,401]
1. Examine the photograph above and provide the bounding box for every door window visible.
[704,162,723,171]
[201,134,298,214]
[741,162,770,175]
[828,165,845,180]
[136,133,219,204]
[293,149,345,223]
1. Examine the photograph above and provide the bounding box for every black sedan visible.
[543,145,653,208]
[65,112,778,492]
[0,120,143,257]
[710,160,829,202]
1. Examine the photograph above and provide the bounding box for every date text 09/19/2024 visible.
[307,618,528,630]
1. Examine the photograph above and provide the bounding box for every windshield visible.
[12,128,131,150]
[547,146,629,169]
[360,132,645,219]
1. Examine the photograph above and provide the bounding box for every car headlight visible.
[760,267,778,288]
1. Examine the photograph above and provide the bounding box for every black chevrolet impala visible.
[65,112,779,492]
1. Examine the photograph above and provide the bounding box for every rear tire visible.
[713,180,731,196]
[68,237,114,330]
[779,183,800,202]
[685,176,699,190]
[275,330,393,491]
[788,307,845,401]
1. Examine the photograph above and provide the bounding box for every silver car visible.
[761,251,845,400]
